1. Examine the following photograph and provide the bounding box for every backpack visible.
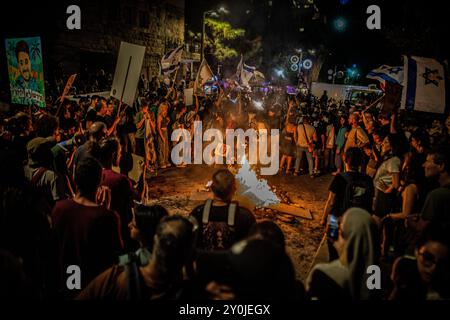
[339,172,373,215]
[201,199,237,251]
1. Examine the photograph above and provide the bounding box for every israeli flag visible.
[161,45,184,75]
[401,56,449,114]
[367,65,404,85]
[236,55,256,88]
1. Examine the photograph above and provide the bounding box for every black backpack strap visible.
[118,252,141,300]
[126,257,141,300]
[202,199,213,224]
[227,202,237,227]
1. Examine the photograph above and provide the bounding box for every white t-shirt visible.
[374,156,401,192]
[326,124,335,149]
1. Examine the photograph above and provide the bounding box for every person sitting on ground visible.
[77,215,195,300]
[307,208,380,301]
[190,169,256,251]
[51,157,123,297]
[389,223,450,300]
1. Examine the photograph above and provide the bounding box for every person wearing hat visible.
[24,137,67,207]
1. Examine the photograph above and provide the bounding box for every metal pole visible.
[298,51,303,87]
[200,11,206,63]
[333,65,337,84]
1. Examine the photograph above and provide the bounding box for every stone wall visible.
[51,0,185,80]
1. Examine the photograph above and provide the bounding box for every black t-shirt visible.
[191,203,256,250]
[85,109,97,123]
[421,185,450,224]
[329,171,374,216]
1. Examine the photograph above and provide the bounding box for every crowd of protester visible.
[1,75,450,300]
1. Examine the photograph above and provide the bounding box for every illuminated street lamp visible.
[333,17,347,32]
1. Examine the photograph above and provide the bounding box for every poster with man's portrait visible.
[5,37,46,108]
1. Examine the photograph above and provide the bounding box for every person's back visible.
[52,199,122,284]
[24,137,67,207]
[101,169,134,237]
[296,122,316,148]
[326,147,374,218]
[337,171,374,215]
[421,186,450,225]
[190,169,256,251]
[52,157,122,294]
[98,137,135,249]
[77,215,195,300]
[191,200,255,251]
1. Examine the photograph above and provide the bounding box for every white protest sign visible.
[110,42,146,106]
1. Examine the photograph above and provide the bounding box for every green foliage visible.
[204,18,245,62]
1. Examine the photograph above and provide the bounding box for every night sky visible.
[186,0,450,81]
[1,0,449,84]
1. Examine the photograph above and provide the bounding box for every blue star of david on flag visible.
[422,67,443,87]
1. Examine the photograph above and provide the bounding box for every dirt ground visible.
[144,164,332,282]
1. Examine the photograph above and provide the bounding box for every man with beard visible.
[14,40,39,94]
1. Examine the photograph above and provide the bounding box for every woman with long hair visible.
[373,133,408,257]
[157,102,171,169]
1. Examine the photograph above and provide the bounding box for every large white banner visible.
[110,42,146,106]
[401,56,448,114]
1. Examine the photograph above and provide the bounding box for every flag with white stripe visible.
[401,56,449,114]
[160,45,184,75]
[194,58,214,95]
[236,55,256,88]
[367,65,404,85]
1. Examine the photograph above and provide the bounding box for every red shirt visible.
[52,199,123,291]
[101,169,134,248]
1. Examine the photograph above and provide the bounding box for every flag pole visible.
[120,56,133,108]
[364,93,385,112]
[171,66,180,91]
